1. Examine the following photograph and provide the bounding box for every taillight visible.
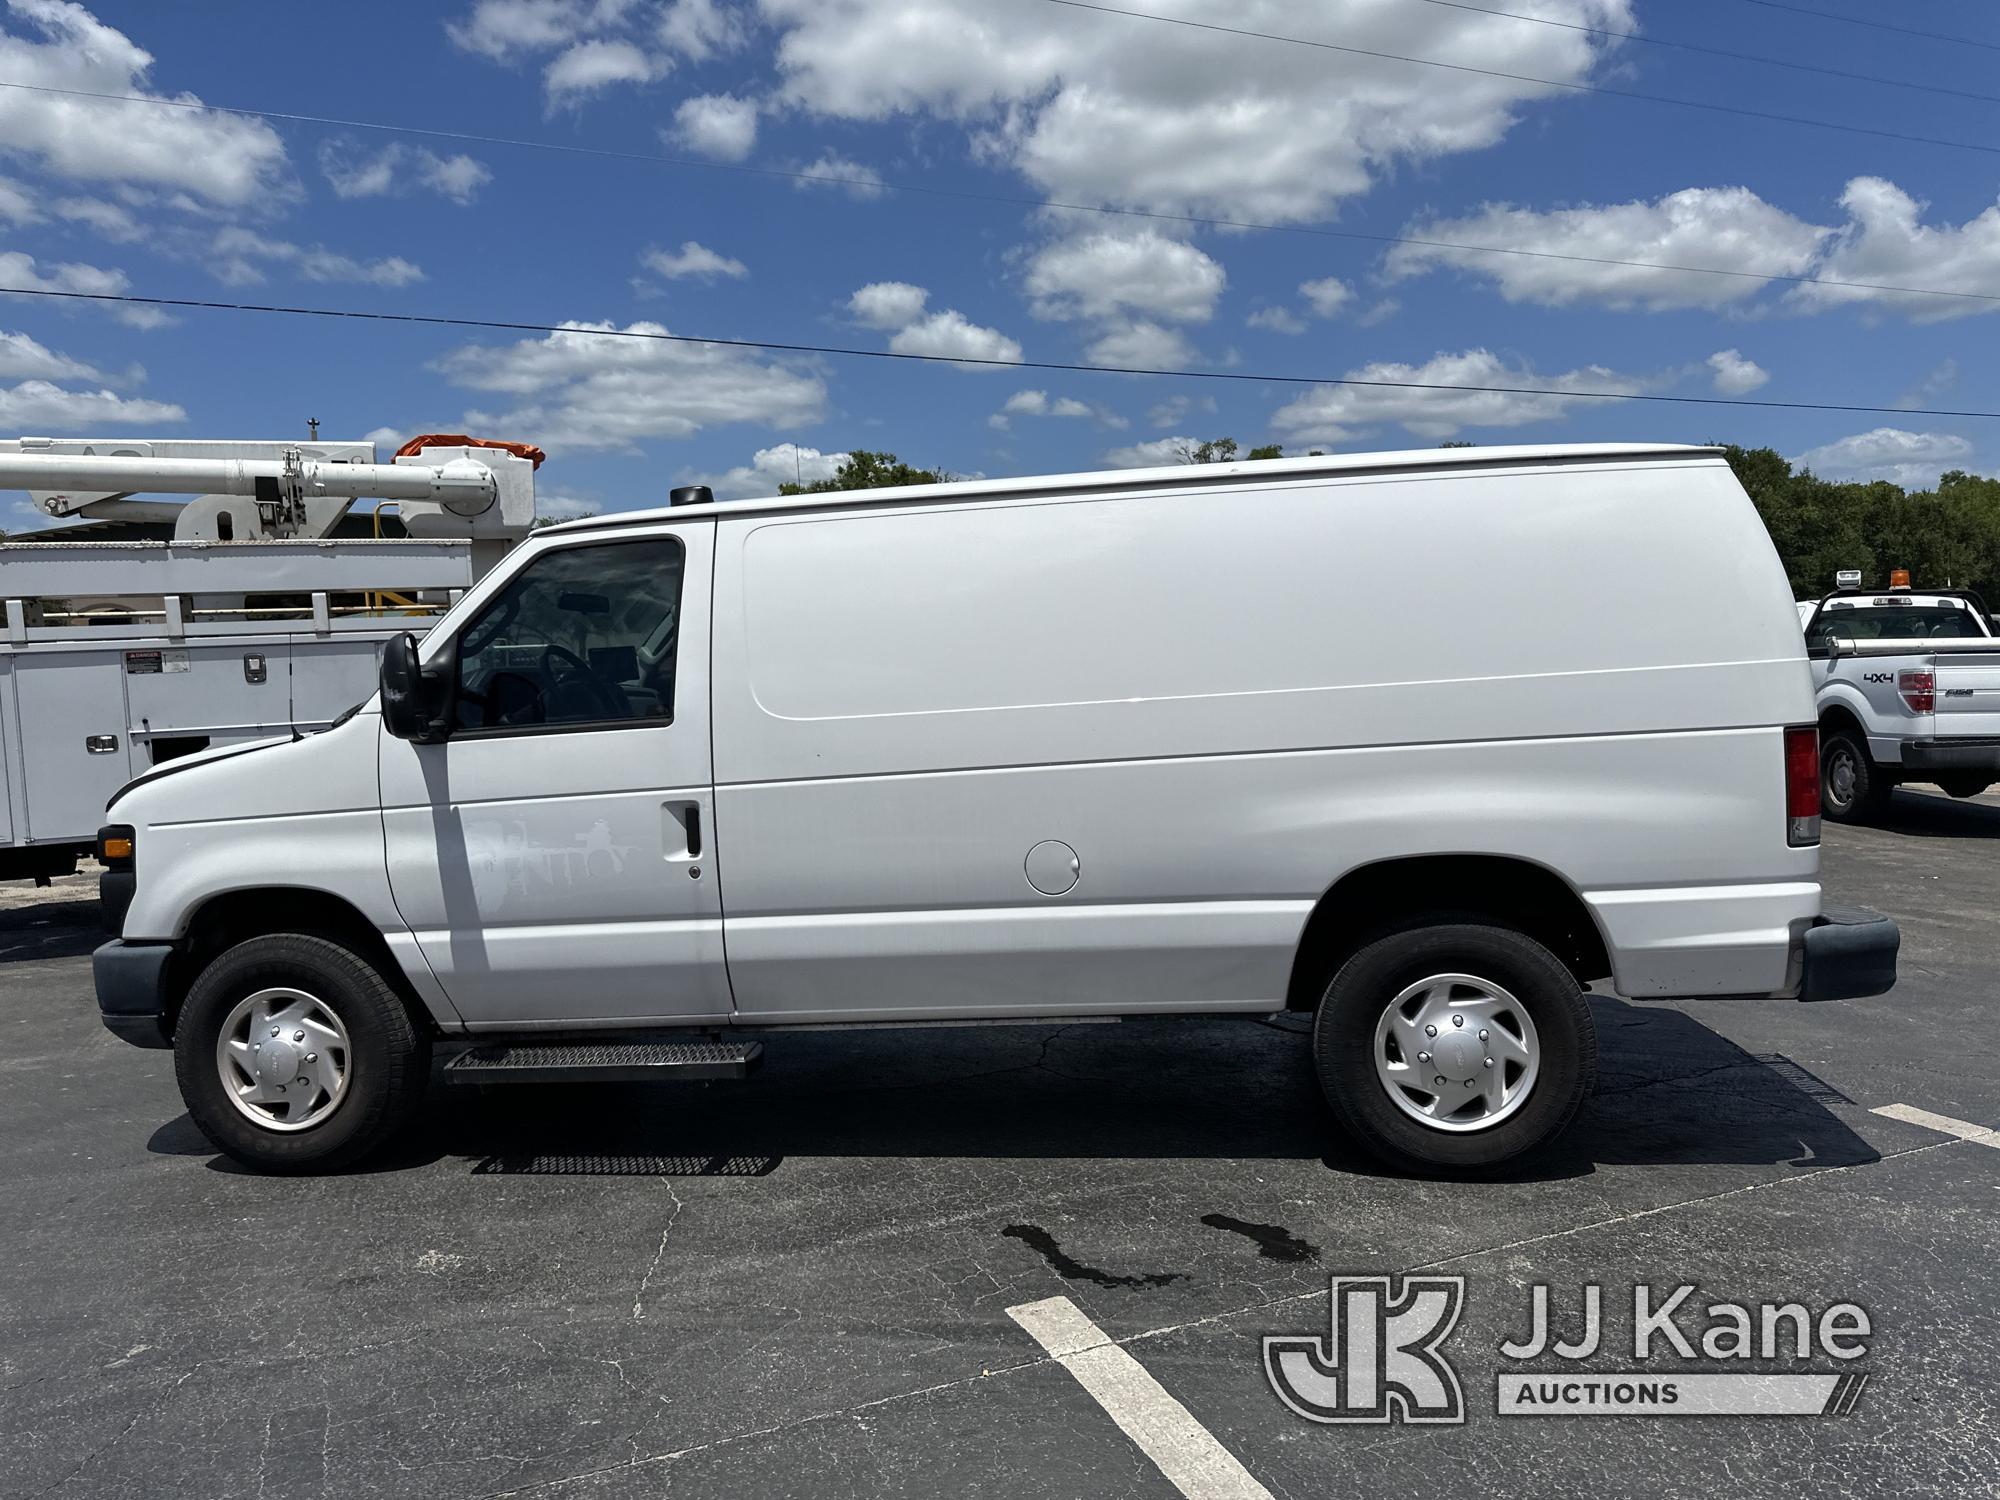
[1898,670,1935,713]
[1785,726,1820,847]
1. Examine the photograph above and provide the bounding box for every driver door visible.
[378,522,731,1027]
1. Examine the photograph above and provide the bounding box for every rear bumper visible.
[1897,738,2000,775]
[93,939,174,1049]
[1797,906,1900,1002]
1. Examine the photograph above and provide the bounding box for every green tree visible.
[1177,439,1307,463]
[777,450,950,494]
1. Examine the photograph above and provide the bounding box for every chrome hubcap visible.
[215,987,351,1132]
[1827,749,1857,806]
[1371,973,1540,1133]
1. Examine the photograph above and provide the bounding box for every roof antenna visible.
[307,417,319,441]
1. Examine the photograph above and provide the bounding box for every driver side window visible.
[452,537,685,733]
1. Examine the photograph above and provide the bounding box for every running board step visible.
[444,1040,762,1084]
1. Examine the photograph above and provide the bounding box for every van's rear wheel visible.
[1312,923,1594,1174]
[173,933,429,1174]
[1821,728,1890,822]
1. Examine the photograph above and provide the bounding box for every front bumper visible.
[1898,738,2000,776]
[93,939,174,1048]
[1798,906,1899,1002]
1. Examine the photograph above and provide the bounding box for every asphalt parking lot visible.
[4,793,1998,1499]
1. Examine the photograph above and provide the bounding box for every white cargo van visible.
[92,444,1898,1175]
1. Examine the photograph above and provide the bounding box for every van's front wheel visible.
[1313,923,1595,1175]
[173,933,430,1174]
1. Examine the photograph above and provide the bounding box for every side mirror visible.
[379,632,455,743]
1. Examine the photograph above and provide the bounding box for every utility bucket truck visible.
[0,434,536,879]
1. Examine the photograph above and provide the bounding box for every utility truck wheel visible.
[1821,728,1890,823]
[1312,922,1594,1175]
[174,933,429,1174]
[1939,776,1991,800]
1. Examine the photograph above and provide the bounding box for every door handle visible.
[664,800,702,859]
[86,734,119,754]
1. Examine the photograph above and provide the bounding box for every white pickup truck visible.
[1800,587,2000,820]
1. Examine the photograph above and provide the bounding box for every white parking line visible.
[1007,1295,1273,1500]
[1871,1102,2000,1148]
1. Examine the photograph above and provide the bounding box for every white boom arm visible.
[0,436,536,549]
[0,452,497,509]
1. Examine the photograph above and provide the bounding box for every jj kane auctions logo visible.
[1264,1277,1873,1421]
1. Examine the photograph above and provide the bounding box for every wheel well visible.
[167,888,431,1038]
[1284,855,1611,1009]
[1818,703,1866,741]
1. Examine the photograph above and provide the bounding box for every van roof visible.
[544,441,1722,533]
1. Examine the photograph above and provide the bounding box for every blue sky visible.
[1,0,1998,523]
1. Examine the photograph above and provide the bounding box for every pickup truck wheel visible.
[173,933,429,1174]
[1821,728,1890,823]
[1312,923,1595,1175]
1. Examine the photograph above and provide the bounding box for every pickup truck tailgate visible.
[1933,647,2000,736]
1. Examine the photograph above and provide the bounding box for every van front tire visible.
[173,933,430,1174]
[1312,922,1595,1175]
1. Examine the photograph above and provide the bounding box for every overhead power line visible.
[1039,0,2000,157]
[0,78,1995,309]
[1721,0,2000,55]
[1409,0,2000,106]
[6,283,1998,421]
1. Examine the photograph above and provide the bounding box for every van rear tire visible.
[173,933,430,1174]
[1821,728,1891,823]
[1312,922,1595,1175]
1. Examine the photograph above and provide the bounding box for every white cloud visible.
[1271,347,1647,443]
[450,0,744,105]
[656,0,745,58]
[1786,178,2000,324]
[671,92,758,161]
[765,0,1630,224]
[690,442,850,498]
[847,281,1022,367]
[446,0,592,59]
[437,319,826,451]
[1023,229,1225,324]
[1145,393,1215,429]
[0,328,99,381]
[1246,306,1306,335]
[0,247,167,327]
[545,38,662,103]
[0,378,181,428]
[848,281,929,329]
[1084,319,1192,369]
[1388,187,1828,310]
[0,175,35,223]
[1300,277,1352,318]
[0,1,288,205]
[1793,427,1973,489]
[362,425,406,453]
[535,492,602,520]
[641,240,748,280]
[1895,358,1957,411]
[210,228,425,288]
[793,151,886,199]
[889,309,1022,365]
[989,388,1106,430]
[1103,434,1202,469]
[1706,348,1768,395]
[53,196,137,240]
[319,140,493,204]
